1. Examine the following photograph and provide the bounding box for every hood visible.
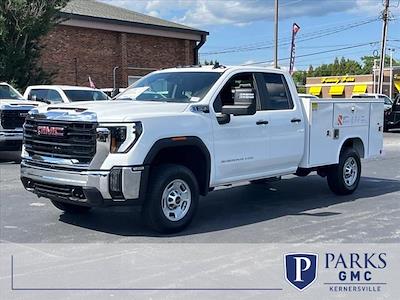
[0,99,42,109]
[33,100,190,122]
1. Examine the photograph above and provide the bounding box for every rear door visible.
[257,72,305,172]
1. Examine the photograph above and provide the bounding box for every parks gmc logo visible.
[37,126,64,137]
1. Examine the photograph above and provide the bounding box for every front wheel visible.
[327,148,361,195]
[142,164,199,233]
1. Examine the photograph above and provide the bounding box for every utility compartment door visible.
[333,102,370,129]
[368,102,384,158]
[307,102,339,167]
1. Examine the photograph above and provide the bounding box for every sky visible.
[100,0,400,71]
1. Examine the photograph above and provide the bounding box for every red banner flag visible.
[88,76,96,89]
[293,23,300,35]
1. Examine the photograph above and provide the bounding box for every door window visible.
[29,89,49,102]
[213,72,257,113]
[259,73,294,110]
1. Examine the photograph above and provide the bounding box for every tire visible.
[327,148,361,195]
[142,164,199,233]
[50,200,92,214]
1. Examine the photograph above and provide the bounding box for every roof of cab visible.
[154,65,285,74]
[26,85,103,91]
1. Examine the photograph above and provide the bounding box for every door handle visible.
[291,118,302,123]
[256,120,269,125]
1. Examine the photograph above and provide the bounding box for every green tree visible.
[308,57,363,77]
[0,0,68,90]
[292,70,307,86]
[203,59,219,66]
[306,55,400,77]
[361,55,400,74]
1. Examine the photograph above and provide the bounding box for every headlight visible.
[97,122,142,153]
[110,127,127,153]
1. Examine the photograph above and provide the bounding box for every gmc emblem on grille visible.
[19,112,29,117]
[37,126,65,137]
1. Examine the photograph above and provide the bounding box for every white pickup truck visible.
[20,66,384,233]
[0,83,40,151]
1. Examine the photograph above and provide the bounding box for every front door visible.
[211,72,269,184]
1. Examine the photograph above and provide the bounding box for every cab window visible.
[259,73,294,110]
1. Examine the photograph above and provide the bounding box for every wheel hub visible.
[343,157,358,187]
[162,179,191,221]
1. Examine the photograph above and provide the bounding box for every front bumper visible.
[20,160,144,207]
[0,130,23,141]
[0,131,23,150]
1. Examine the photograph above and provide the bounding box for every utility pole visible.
[274,0,279,68]
[378,0,390,94]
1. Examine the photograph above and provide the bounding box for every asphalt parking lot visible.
[0,132,399,243]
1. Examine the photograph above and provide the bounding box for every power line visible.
[202,16,378,54]
[242,41,379,65]
[201,17,378,56]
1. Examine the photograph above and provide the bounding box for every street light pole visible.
[274,0,279,68]
[373,59,377,93]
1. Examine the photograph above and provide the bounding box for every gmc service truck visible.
[20,66,384,233]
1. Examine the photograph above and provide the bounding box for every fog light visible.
[109,168,123,199]
[71,187,85,199]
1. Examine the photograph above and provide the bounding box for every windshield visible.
[64,90,109,102]
[0,84,24,100]
[116,72,221,103]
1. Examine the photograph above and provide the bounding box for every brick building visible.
[40,0,208,89]
[306,67,400,99]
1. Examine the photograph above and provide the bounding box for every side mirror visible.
[221,88,256,116]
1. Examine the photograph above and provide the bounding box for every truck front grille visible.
[0,110,30,129]
[23,119,97,164]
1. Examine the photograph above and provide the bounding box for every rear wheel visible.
[50,200,92,213]
[327,148,361,195]
[142,164,199,233]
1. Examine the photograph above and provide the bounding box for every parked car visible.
[351,93,393,111]
[20,66,384,233]
[23,85,110,104]
[298,93,319,100]
[384,94,400,131]
[0,82,41,151]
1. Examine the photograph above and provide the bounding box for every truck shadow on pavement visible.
[58,175,400,238]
